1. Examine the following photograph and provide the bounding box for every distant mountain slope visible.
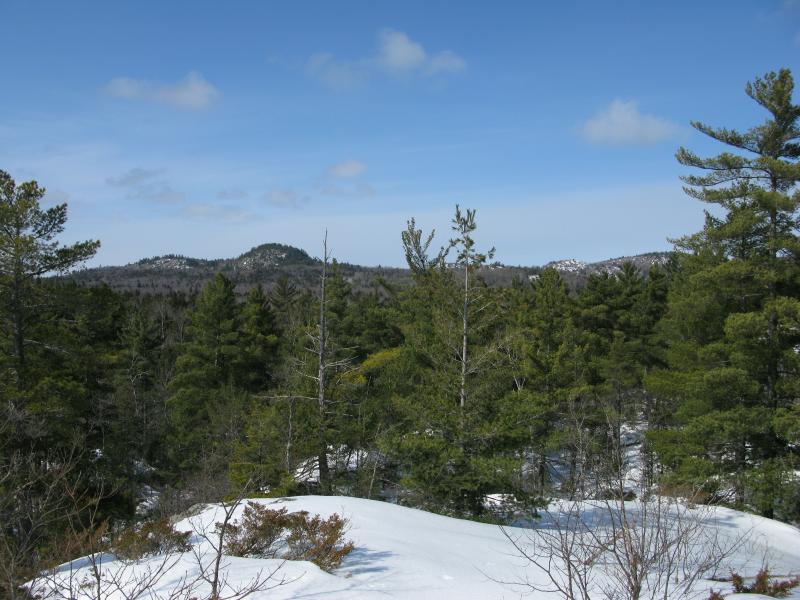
[66,243,672,294]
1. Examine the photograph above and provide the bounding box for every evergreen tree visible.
[389,207,521,516]
[167,273,240,472]
[649,69,800,518]
[234,285,279,392]
[0,170,99,388]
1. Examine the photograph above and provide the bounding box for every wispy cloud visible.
[217,188,249,200]
[183,202,251,221]
[106,167,164,187]
[327,159,366,178]
[426,50,467,75]
[262,188,308,208]
[317,159,374,198]
[106,167,185,204]
[307,29,465,89]
[376,29,465,75]
[104,71,219,110]
[580,99,681,145]
[306,53,367,91]
[318,181,376,199]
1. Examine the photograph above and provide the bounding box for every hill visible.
[35,495,800,600]
[65,243,672,294]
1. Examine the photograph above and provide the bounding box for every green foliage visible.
[5,68,800,586]
[0,170,99,384]
[647,68,800,518]
[167,273,242,470]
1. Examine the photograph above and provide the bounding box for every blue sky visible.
[1,1,798,267]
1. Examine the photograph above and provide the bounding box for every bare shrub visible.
[504,496,748,600]
[286,512,355,573]
[188,489,293,600]
[222,503,292,559]
[37,484,292,600]
[731,568,800,597]
[219,502,354,573]
[112,519,191,560]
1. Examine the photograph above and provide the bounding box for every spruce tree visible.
[167,273,240,472]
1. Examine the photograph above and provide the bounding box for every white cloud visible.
[580,99,681,145]
[262,188,307,208]
[106,167,163,187]
[318,159,374,198]
[318,181,376,199]
[217,188,248,200]
[104,71,219,110]
[327,159,366,178]
[307,29,465,88]
[184,202,250,221]
[376,29,466,76]
[142,185,185,205]
[306,53,366,90]
[377,30,427,72]
[106,167,185,204]
[427,50,467,75]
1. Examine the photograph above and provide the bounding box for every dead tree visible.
[299,232,351,495]
[0,444,87,600]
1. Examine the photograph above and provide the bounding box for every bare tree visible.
[504,451,750,600]
[0,443,88,600]
[502,502,600,600]
[277,231,352,495]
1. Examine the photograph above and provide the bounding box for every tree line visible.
[1,68,799,598]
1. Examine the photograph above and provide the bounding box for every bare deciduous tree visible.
[503,492,748,600]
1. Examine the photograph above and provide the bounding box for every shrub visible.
[706,590,725,600]
[731,569,800,597]
[220,503,355,572]
[223,502,293,558]
[286,511,355,572]
[113,519,191,560]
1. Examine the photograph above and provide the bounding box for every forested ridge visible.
[2,68,800,598]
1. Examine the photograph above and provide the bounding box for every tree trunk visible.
[460,263,468,409]
[11,270,25,385]
[317,233,331,495]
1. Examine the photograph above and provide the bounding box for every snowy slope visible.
[39,495,800,600]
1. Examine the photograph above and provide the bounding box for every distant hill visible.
[540,252,673,288]
[65,243,673,295]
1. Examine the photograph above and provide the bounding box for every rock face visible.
[66,244,673,295]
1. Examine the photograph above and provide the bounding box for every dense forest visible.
[2,68,799,598]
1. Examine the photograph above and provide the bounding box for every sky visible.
[1,1,798,268]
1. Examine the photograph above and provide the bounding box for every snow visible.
[34,495,800,599]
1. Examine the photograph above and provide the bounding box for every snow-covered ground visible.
[37,495,800,600]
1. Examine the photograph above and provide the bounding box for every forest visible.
[1,68,799,599]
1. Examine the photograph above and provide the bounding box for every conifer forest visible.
[2,68,800,599]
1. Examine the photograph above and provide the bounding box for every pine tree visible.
[0,170,99,387]
[649,69,800,518]
[390,207,521,516]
